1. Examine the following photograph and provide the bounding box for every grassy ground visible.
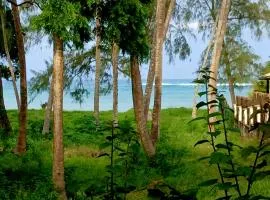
[0,108,270,199]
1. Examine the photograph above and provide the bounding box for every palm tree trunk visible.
[94,15,101,126]
[42,77,54,135]
[52,34,67,200]
[144,0,175,121]
[208,0,231,115]
[130,55,155,158]
[11,1,27,154]
[0,8,20,110]
[112,42,119,127]
[151,0,166,145]
[0,70,12,136]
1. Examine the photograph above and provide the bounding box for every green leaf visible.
[198,179,218,187]
[256,160,267,169]
[260,151,270,158]
[189,117,206,124]
[194,140,210,147]
[235,166,252,177]
[115,146,125,152]
[207,100,218,105]
[241,146,258,158]
[209,120,223,126]
[118,152,127,157]
[207,130,221,137]
[208,112,222,119]
[216,196,232,200]
[227,142,242,149]
[224,107,234,113]
[106,135,117,141]
[196,101,207,109]
[254,170,270,181]
[198,156,210,161]
[97,153,110,158]
[198,91,207,97]
[249,195,270,200]
[209,152,231,164]
[215,144,229,150]
[193,79,205,84]
[216,182,235,190]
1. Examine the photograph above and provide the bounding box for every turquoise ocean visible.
[3,79,251,111]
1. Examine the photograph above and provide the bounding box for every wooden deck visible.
[233,92,270,136]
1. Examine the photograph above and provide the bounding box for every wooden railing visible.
[234,92,270,136]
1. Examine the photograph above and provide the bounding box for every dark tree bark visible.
[0,70,12,136]
[11,0,27,154]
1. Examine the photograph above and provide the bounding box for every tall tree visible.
[144,0,176,121]
[10,0,28,154]
[0,3,20,109]
[94,7,101,126]
[112,42,119,127]
[52,34,66,200]
[151,0,166,145]
[30,0,91,197]
[220,39,261,106]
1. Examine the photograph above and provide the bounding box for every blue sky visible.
[25,29,269,80]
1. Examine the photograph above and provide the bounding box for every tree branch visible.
[7,0,32,7]
[7,0,41,10]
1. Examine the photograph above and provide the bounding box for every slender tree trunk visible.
[11,1,27,154]
[0,70,12,136]
[208,0,231,115]
[94,14,101,126]
[223,43,235,107]
[144,0,175,121]
[151,0,166,145]
[112,42,119,127]
[52,35,67,200]
[42,77,54,135]
[228,77,235,106]
[192,17,218,118]
[144,32,156,121]
[0,8,20,110]
[130,55,155,158]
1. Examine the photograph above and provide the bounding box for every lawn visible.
[0,108,269,200]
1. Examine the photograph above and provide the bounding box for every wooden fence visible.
[233,92,270,136]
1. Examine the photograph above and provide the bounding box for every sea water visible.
[2,79,251,111]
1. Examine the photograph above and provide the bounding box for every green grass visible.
[0,108,269,199]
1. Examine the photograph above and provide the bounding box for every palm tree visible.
[52,34,67,200]
[11,0,28,154]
